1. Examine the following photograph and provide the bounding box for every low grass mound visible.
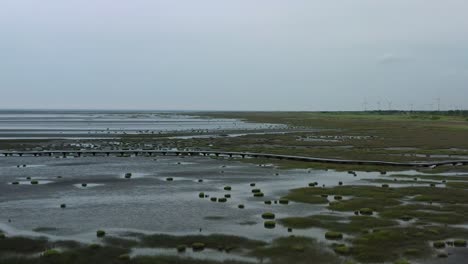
[325,232,343,240]
[262,212,275,219]
[264,221,276,229]
[433,241,445,248]
[96,230,106,238]
[359,208,373,215]
[191,242,205,251]
[42,249,60,257]
[333,244,351,255]
[176,244,186,252]
[454,239,467,247]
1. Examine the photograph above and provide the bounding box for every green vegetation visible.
[261,212,275,219]
[177,244,186,252]
[282,215,397,234]
[359,208,373,215]
[264,221,276,229]
[42,249,60,257]
[454,239,467,247]
[333,244,351,255]
[191,242,205,251]
[325,231,343,240]
[350,226,468,263]
[96,230,106,238]
[433,241,445,248]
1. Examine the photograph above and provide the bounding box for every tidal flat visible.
[1,111,468,264]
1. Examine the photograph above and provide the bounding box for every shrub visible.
[210,197,217,202]
[192,242,205,251]
[264,200,272,205]
[382,184,389,188]
[124,173,132,179]
[238,204,245,209]
[253,192,264,197]
[224,186,232,191]
[96,230,106,237]
[334,195,342,200]
[224,194,231,198]
[0,233,6,239]
[166,178,173,181]
[264,221,276,229]
[60,204,66,208]
[325,231,343,240]
[218,198,227,203]
[11,181,19,185]
[118,254,130,260]
[81,183,87,187]
[250,183,256,187]
[339,181,343,186]
[252,189,261,193]
[31,180,39,185]
[198,179,203,182]
[261,212,275,219]
[199,192,205,198]
[279,199,289,205]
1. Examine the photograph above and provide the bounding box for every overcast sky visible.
[0,0,467,111]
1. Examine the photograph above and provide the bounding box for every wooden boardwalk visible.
[1,150,467,168]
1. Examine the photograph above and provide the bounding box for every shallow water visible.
[0,110,282,140]
[0,155,386,241]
